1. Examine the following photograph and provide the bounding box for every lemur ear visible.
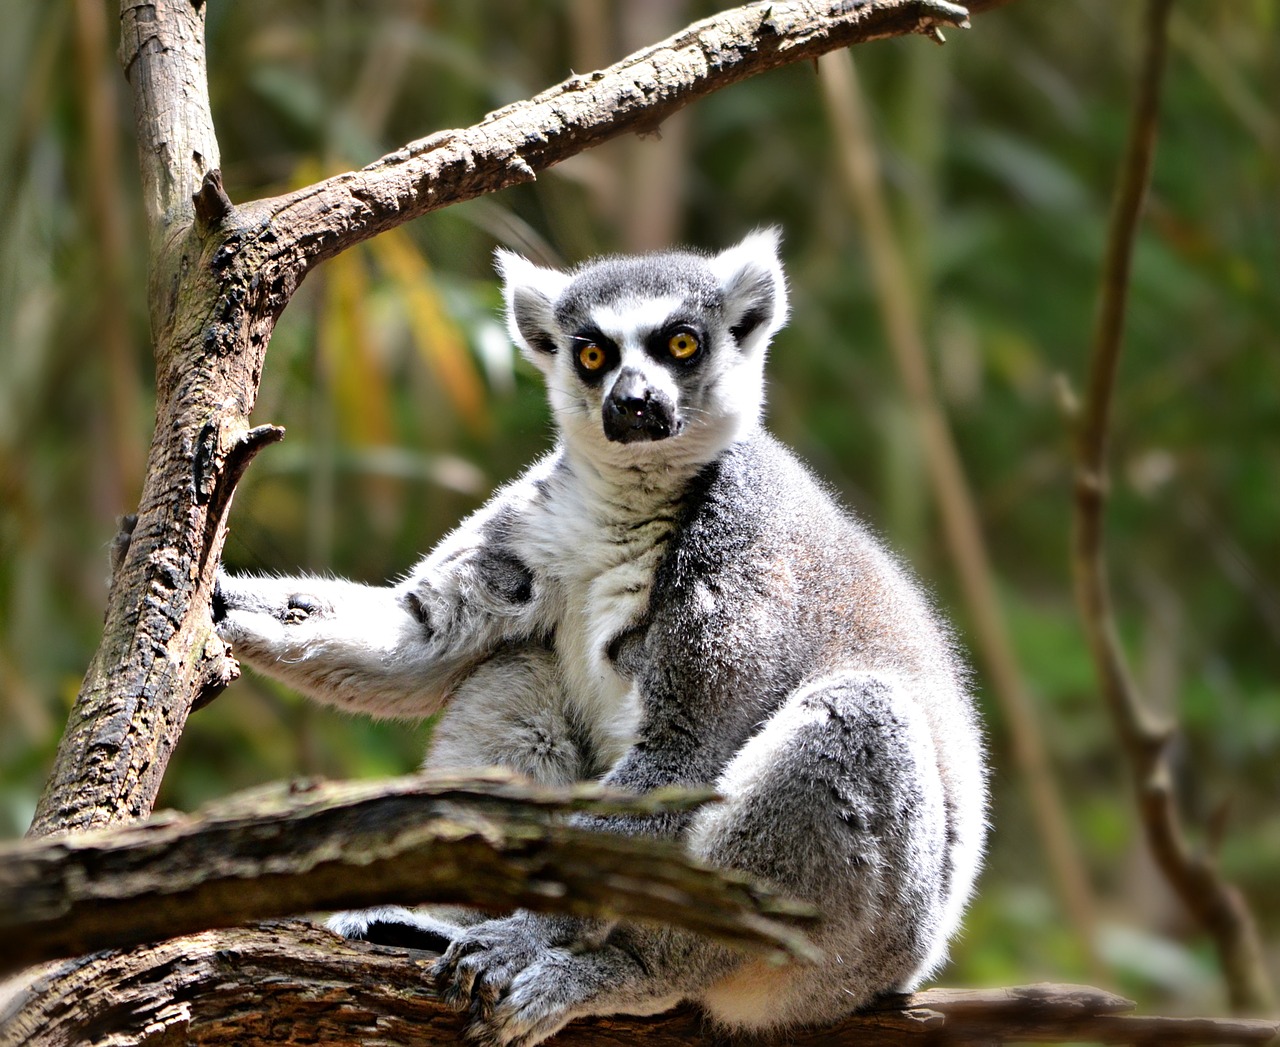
[495,249,571,370]
[708,227,789,352]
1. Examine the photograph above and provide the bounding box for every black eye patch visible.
[645,322,705,367]
[570,330,619,383]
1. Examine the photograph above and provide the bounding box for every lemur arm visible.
[214,571,458,718]
[215,462,556,720]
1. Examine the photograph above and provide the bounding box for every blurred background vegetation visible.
[1,0,1276,1017]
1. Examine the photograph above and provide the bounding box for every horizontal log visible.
[0,771,815,974]
[2,921,1274,1047]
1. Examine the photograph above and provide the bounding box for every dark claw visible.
[471,970,503,1019]
[433,954,474,1012]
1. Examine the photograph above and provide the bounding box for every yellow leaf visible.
[370,228,490,436]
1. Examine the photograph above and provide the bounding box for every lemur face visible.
[498,230,789,470]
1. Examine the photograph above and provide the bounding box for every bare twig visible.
[1071,0,1274,1014]
[4,926,1276,1047]
[3,772,815,975]
[817,50,1102,975]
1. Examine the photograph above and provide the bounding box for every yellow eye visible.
[578,343,606,371]
[668,331,699,359]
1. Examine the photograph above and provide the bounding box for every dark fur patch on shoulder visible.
[477,549,535,604]
[403,590,431,628]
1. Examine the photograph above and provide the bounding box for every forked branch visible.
[251,0,1002,277]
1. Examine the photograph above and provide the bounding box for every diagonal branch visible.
[1070,0,1274,1014]
[251,0,993,278]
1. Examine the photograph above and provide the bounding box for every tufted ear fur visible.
[707,228,789,353]
[495,249,571,372]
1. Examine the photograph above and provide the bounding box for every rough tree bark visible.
[4,925,1276,1047]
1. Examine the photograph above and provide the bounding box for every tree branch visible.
[1070,0,1274,1014]
[3,924,1275,1047]
[3,773,815,975]
[117,0,219,234]
[28,0,248,840]
[251,0,986,277]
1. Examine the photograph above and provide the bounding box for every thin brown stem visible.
[818,49,1103,976]
[1070,0,1274,1014]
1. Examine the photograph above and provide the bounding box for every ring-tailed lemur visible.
[215,230,987,1045]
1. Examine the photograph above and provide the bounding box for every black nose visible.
[603,369,675,443]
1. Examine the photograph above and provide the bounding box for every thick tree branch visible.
[3,925,1275,1047]
[1070,0,1274,1014]
[29,1,255,840]
[3,773,815,975]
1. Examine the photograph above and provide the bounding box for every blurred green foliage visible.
[1,0,1277,1014]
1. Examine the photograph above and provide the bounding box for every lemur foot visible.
[474,951,601,1047]
[433,915,550,1018]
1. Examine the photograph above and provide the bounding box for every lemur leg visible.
[425,645,593,785]
[331,646,593,952]
[692,670,951,1030]
[439,671,952,1046]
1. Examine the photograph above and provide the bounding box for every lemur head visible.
[496,229,788,471]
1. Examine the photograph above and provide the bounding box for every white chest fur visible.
[514,458,679,752]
